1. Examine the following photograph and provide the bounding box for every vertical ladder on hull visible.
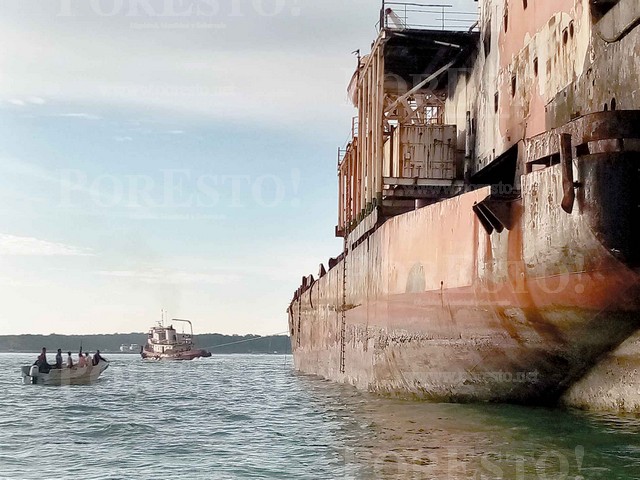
[339,164,350,375]
[297,299,301,347]
[340,254,347,374]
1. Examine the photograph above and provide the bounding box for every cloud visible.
[0,0,477,131]
[167,130,185,135]
[2,97,45,107]
[52,113,102,120]
[0,4,367,128]
[114,136,133,142]
[0,233,93,256]
[98,268,240,285]
[0,275,46,287]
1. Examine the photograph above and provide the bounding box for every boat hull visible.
[293,302,640,404]
[21,361,109,386]
[289,163,640,405]
[141,349,211,361]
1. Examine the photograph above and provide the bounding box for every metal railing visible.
[338,117,359,166]
[378,1,478,32]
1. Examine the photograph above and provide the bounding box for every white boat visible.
[141,318,211,361]
[119,343,140,353]
[21,361,109,385]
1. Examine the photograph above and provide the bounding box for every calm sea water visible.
[1,353,639,479]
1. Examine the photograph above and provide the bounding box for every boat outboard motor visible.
[29,365,39,384]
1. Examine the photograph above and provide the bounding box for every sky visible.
[0,0,477,335]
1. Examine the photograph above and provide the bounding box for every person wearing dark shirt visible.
[36,347,46,364]
[34,347,51,373]
[92,350,107,366]
[55,349,63,369]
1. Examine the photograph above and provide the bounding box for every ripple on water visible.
[1,353,640,479]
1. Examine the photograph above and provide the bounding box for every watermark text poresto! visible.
[57,0,302,18]
[59,169,301,210]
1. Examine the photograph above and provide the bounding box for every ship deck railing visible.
[377,1,479,32]
[338,116,359,167]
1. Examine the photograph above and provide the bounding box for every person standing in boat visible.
[92,350,107,365]
[66,351,74,369]
[55,349,63,369]
[35,347,51,373]
[77,352,86,368]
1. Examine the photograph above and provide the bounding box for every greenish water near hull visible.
[1,353,638,479]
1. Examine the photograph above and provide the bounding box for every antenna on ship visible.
[352,49,361,77]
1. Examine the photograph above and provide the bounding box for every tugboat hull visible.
[141,349,212,361]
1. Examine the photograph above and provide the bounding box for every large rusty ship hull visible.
[289,0,640,407]
[290,146,640,404]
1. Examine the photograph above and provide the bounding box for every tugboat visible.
[141,318,212,361]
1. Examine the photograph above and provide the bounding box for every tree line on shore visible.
[0,333,291,355]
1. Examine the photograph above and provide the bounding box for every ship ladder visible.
[339,174,350,375]
[340,259,347,374]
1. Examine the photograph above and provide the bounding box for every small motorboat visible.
[141,317,212,361]
[21,361,109,385]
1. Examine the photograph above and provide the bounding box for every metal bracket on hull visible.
[524,110,640,217]
[525,111,640,167]
[559,133,576,214]
[593,0,640,43]
[473,193,521,235]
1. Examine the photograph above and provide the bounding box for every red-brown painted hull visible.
[141,349,212,361]
[289,162,640,404]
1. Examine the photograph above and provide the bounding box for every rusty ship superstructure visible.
[289,0,640,405]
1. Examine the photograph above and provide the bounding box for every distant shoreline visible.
[0,351,292,356]
[0,333,292,355]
